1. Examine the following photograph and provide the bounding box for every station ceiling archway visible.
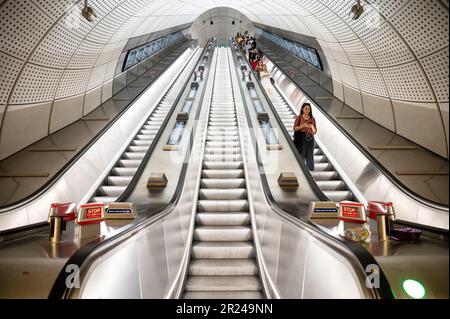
[0,0,448,160]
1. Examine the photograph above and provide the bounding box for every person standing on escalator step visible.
[293,103,317,171]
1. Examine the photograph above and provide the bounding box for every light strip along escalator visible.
[269,86,354,202]
[90,51,202,204]
[182,48,264,299]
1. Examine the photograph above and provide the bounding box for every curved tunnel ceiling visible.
[0,0,448,160]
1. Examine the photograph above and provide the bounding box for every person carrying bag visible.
[293,103,317,170]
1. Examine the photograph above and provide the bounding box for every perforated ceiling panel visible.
[0,0,448,159]
[0,0,53,60]
[420,47,449,103]
[56,69,91,99]
[0,52,24,105]
[10,64,63,104]
[354,67,388,97]
[361,22,414,67]
[366,0,409,18]
[381,61,435,102]
[30,24,84,69]
[390,0,448,58]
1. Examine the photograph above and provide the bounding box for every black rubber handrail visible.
[229,41,394,299]
[0,40,193,214]
[48,40,216,299]
[259,39,449,213]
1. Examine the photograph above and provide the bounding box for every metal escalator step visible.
[123,152,145,160]
[310,171,339,181]
[136,134,155,140]
[313,163,333,171]
[316,180,347,191]
[188,259,257,276]
[184,291,264,299]
[98,186,126,197]
[192,242,255,259]
[112,167,138,176]
[206,135,239,142]
[132,140,152,146]
[314,155,327,163]
[204,147,241,155]
[201,169,244,179]
[107,176,133,186]
[197,200,249,212]
[140,129,159,135]
[128,146,149,152]
[93,196,117,204]
[118,159,141,167]
[199,189,247,200]
[324,191,353,202]
[207,130,238,136]
[205,141,240,148]
[196,213,250,226]
[194,226,252,242]
[202,161,243,169]
[203,154,242,162]
[200,178,246,189]
[184,275,261,292]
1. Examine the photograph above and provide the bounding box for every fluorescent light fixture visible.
[350,0,364,20]
[82,0,97,22]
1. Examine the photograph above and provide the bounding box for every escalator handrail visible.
[48,41,216,299]
[258,40,449,213]
[0,40,194,214]
[230,41,394,299]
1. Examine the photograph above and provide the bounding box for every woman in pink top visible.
[293,103,317,170]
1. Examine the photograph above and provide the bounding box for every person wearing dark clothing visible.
[293,103,317,170]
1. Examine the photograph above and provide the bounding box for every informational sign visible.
[338,201,366,224]
[310,202,338,219]
[105,202,138,220]
[77,203,105,225]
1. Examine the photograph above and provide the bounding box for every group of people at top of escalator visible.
[235,32,269,77]
[235,31,318,171]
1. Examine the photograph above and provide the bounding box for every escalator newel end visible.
[337,201,367,232]
[77,203,106,239]
[48,202,77,243]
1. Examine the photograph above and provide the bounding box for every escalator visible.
[182,48,263,299]
[230,39,448,299]
[91,64,194,204]
[0,43,203,233]
[269,85,354,202]
[0,41,216,299]
[45,44,390,300]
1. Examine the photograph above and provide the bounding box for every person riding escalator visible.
[293,103,317,171]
